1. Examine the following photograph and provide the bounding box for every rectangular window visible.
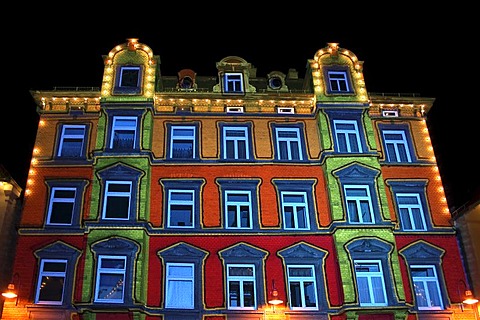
[224,73,244,94]
[225,190,252,229]
[167,190,194,228]
[94,255,126,303]
[396,193,427,231]
[287,265,318,310]
[410,265,444,310]
[165,263,194,309]
[223,126,249,160]
[281,191,310,230]
[275,127,303,160]
[110,116,137,149]
[46,187,76,225]
[344,185,374,223]
[382,130,412,162]
[334,120,362,153]
[327,70,350,93]
[354,260,388,306]
[227,264,256,309]
[102,181,132,220]
[35,259,67,304]
[170,126,195,159]
[119,66,141,88]
[58,125,86,157]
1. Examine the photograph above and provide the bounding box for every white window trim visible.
[165,263,195,309]
[224,73,244,93]
[223,126,249,160]
[344,185,375,224]
[281,191,310,230]
[227,264,257,310]
[225,190,253,229]
[275,127,303,160]
[396,193,427,231]
[354,260,388,306]
[328,70,350,92]
[35,259,67,304]
[46,187,76,225]
[287,265,318,310]
[102,181,132,220]
[170,125,196,158]
[333,120,362,153]
[119,66,141,88]
[167,189,195,228]
[410,265,444,310]
[109,116,137,149]
[382,130,412,162]
[94,255,127,303]
[58,124,86,157]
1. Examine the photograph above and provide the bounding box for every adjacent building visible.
[2,39,477,320]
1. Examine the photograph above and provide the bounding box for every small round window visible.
[180,76,193,89]
[268,76,283,90]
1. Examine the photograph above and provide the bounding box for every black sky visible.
[3,10,478,211]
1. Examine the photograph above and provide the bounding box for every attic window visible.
[277,107,294,114]
[114,65,143,94]
[268,76,283,90]
[226,106,244,113]
[382,110,399,117]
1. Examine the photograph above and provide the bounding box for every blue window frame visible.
[400,241,448,311]
[220,124,252,160]
[167,124,199,160]
[219,244,267,310]
[346,238,400,307]
[158,242,208,313]
[324,67,353,94]
[34,242,81,307]
[387,180,431,231]
[91,238,139,305]
[333,120,362,153]
[278,243,328,311]
[56,124,88,159]
[114,65,143,94]
[217,179,260,231]
[160,179,204,229]
[223,72,244,94]
[379,124,416,163]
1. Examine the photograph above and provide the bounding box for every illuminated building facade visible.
[2,39,477,320]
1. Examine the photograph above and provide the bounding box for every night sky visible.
[3,11,477,211]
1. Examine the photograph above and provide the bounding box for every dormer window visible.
[114,65,143,94]
[324,67,353,94]
[223,72,244,94]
